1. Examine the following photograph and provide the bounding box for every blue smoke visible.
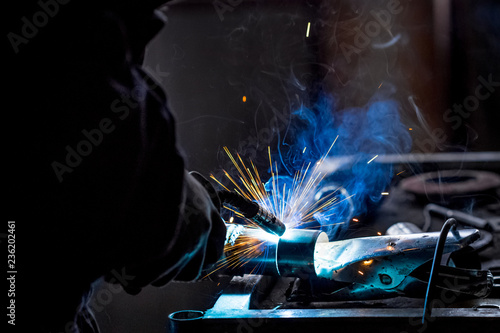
[265,90,412,239]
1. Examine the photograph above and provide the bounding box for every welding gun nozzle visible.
[218,190,286,237]
[250,205,287,237]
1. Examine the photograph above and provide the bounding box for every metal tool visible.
[189,171,286,237]
[172,224,496,333]
[422,203,497,252]
[422,203,499,232]
[218,190,287,237]
[222,225,492,300]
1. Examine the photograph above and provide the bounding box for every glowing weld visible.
[208,139,344,276]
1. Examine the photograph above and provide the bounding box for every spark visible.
[402,247,419,252]
[378,82,383,89]
[396,170,405,176]
[367,155,378,164]
[352,218,359,222]
[207,137,348,275]
[223,205,244,218]
[242,96,247,102]
[302,147,307,153]
[306,22,311,37]
[386,245,395,251]
[381,192,389,196]
[377,232,382,236]
[363,259,373,265]
[358,270,364,275]
[210,174,230,192]
[408,127,413,131]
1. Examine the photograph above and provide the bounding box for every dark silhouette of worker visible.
[7,1,226,332]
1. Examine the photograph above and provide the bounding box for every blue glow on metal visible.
[210,294,252,311]
[246,228,280,243]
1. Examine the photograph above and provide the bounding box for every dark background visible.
[86,1,500,332]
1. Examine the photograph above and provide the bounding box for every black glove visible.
[150,170,226,285]
[107,170,226,294]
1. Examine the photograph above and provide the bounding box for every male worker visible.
[6,1,226,332]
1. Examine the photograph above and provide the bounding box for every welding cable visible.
[422,218,458,324]
[217,190,286,237]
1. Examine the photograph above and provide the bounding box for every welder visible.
[7,1,226,332]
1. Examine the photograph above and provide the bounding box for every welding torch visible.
[189,171,286,237]
[217,190,286,237]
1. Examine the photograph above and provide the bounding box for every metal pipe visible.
[276,229,329,277]
[223,225,328,278]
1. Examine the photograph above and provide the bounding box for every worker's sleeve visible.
[88,67,225,294]
[9,4,225,331]
[37,64,224,295]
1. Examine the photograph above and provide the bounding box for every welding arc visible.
[218,190,286,237]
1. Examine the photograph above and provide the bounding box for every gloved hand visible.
[150,170,226,285]
[108,170,226,294]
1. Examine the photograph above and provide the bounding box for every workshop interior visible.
[91,0,500,332]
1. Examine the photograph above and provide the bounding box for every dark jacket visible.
[6,2,221,332]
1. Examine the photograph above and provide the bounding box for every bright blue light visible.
[267,90,411,240]
[245,228,280,243]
